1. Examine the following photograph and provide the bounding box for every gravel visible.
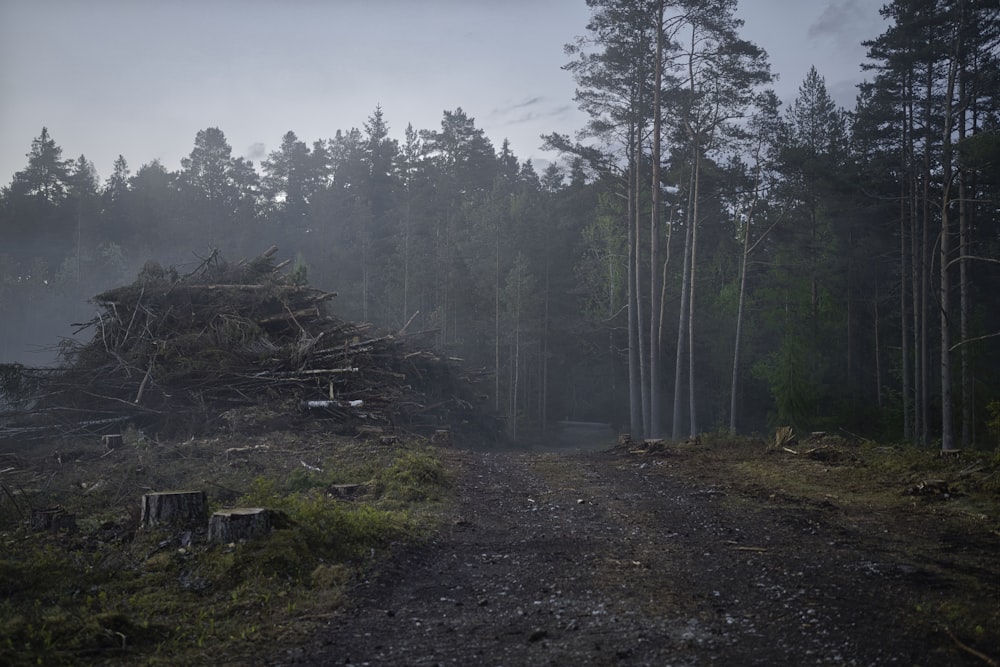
[280,447,997,666]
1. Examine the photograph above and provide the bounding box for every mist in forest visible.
[3,1,997,451]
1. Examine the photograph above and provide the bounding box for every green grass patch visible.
[0,435,454,666]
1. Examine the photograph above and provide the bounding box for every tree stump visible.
[327,483,367,500]
[140,491,208,529]
[30,506,77,532]
[431,429,452,446]
[208,508,290,543]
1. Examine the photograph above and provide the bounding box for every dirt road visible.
[282,446,998,666]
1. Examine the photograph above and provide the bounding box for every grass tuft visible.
[0,434,453,665]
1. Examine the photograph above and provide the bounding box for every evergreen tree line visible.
[2,0,998,448]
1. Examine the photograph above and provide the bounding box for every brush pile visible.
[1,247,481,439]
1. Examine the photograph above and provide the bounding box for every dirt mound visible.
[1,247,486,440]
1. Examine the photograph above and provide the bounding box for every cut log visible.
[30,506,77,532]
[141,490,207,529]
[208,508,290,543]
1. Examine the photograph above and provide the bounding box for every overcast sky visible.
[0,0,885,188]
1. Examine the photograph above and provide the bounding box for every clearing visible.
[282,436,1000,667]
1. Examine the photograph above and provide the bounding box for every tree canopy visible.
[3,0,999,451]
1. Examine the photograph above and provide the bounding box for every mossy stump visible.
[140,490,208,529]
[208,508,289,543]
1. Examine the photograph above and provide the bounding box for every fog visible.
[0,1,883,187]
[1,0,893,437]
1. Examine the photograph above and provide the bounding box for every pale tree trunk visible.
[402,198,411,326]
[634,130,650,437]
[959,160,971,448]
[361,200,371,322]
[847,245,854,393]
[648,0,664,439]
[671,164,695,440]
[362,238,369,321]
[512,291,521,442]
[729,225,750,435]
[958,64,971,448]
[628,125,644,439]
[729,170,776,434]
[541,258,550,432]
[920,64,933,448]
[911,169,923,446]
[874,282,883,409]
[940,22,961,453]
[687,149,702,438]
[495,211,501,414]
[899,120,912,440]
[940,187,954,453]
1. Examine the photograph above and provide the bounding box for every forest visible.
[1,0,998,451]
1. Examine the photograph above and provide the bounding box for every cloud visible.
[490,96,545,121]
[808,0,864,40]
[490,98,575,128]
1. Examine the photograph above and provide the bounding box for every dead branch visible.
[134,356,155,404]
[1,247,479,440]
[945,627,998,667]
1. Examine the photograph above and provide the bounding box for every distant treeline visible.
[3,0,999,448]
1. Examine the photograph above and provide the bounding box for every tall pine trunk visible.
[899,117,912,440]
[920,62,933,447]
[939,19,961,453]
[648,0,664,439]
[730,230,749,434]
[671,161,695,440]
[729,172,767,435]
[627,123,643,439]
[634,131,650,437]
[957,61,971,448]
[687,149,702,438]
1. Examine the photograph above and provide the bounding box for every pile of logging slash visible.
[0,247,480,439]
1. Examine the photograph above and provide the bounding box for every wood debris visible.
[0,247,483,441]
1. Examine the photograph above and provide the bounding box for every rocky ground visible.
[281,441,999,667]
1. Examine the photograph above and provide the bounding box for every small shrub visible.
[310,562,351,589]
[379,449,451,503]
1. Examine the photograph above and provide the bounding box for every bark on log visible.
[141,490,208,529]
[208,507,290,543]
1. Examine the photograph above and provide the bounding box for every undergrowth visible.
[684,433,999,657]
[0,436,453,666]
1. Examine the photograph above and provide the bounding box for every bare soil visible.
[280,441,1000,667]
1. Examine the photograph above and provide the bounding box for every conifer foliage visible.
[2,1,998,448]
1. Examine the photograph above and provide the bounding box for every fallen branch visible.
[945,627,998,667]
[3,247,478,439]
[134,356,155,404]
